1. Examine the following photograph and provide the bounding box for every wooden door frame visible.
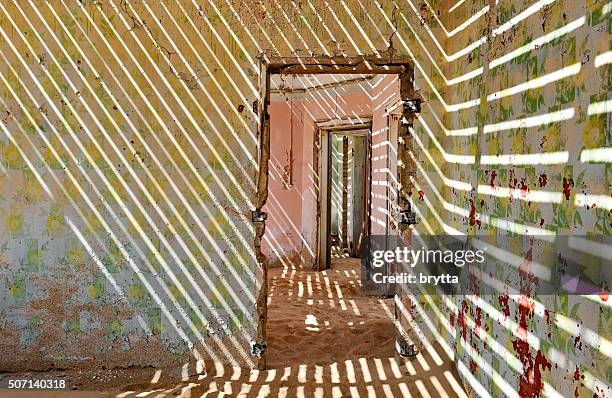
[384,99,404,250]
[353,131,372,259]
[252,55,419,369]
[314,119,372,271]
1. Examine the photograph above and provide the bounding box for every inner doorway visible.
[317,120,372,268]
[246,54,469,397]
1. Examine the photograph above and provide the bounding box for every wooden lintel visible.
[267,56,412,75]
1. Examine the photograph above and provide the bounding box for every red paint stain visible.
[450,313,455,327]
[474,306,482,339]
[511,245,552,398]
[490,170,497,188]
[574,335,583,350]
[470,199,476,225]
[599,289,609,302]
[512,340,552,398]
[418,190,425,200]
[469,199,476,226]
[470,359,478,373]
[468,199,481,229]
[594,386,604,398]
[498,294,510,318]
[538,174,547,187]
[519,178,529,199]
[516,294,535,339]
[457,300,469,341]
[573,365,580,381]
[562,177,573,200]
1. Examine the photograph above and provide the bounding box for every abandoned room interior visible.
[0,0,610,397]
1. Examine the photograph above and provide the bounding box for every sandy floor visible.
[266,257,399,366]
[0,259,468,397]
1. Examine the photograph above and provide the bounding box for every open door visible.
[316,128,333,270]
[314,118,372,269]
[350,134,371,258]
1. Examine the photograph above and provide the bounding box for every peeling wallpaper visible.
[424,0,611,397]
[0,0,261,370]
[0,1,609,396]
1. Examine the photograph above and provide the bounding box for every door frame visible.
[384,99,404,250]
[314,119,372,271]
[252,55,419,369]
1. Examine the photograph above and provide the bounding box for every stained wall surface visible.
[0,1,609,397]
[415,1,611,397]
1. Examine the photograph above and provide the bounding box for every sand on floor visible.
[0,258,468,397]
[266,257,398,366]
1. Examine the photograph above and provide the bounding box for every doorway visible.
[316,119,372,269]
[253,56,419,371]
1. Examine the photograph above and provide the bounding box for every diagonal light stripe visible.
[483,108,575,134]
[0,71,215,364]
[487,63,581,102]
[2,2,248,363]
[47,1,259,321]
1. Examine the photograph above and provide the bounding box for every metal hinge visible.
[396,338,418,357]
[251,341,267,356]
[398,210,417,227]
[251,209,268,223]
[403,99,421,114]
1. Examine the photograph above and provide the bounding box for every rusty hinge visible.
[251,209,268,223]
[396,338,418,357]
[250,340,267,356]
[403,99,421,114]
[397,210,417,227]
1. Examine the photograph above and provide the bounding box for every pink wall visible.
[264,77,400,266]
[263,99,305,266]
